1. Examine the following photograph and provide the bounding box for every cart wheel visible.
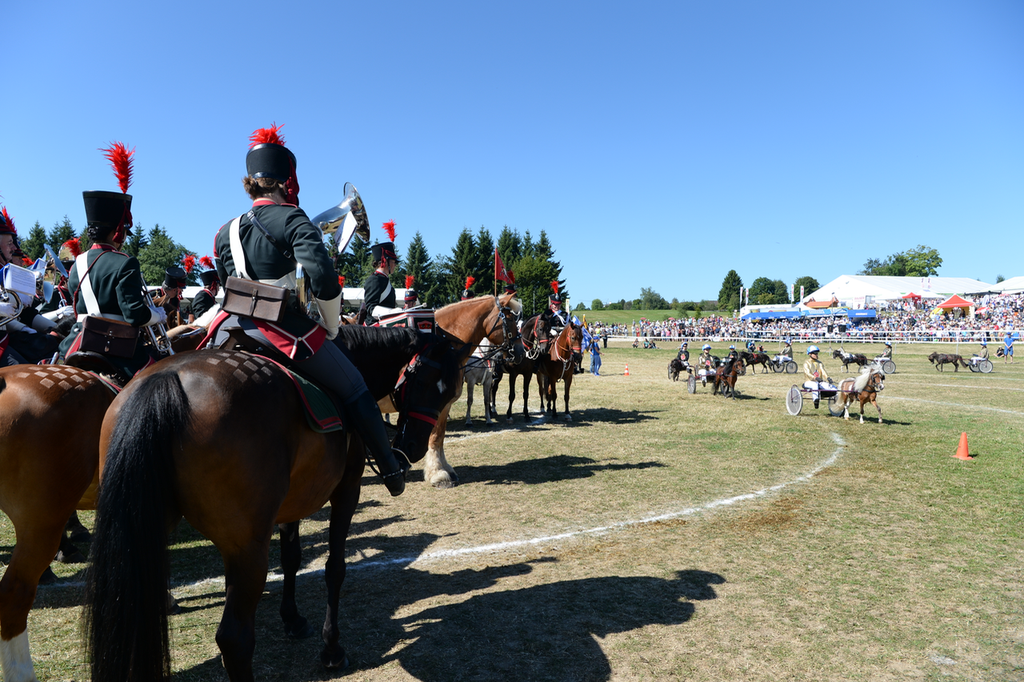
[969,362,979,373]
[828,394,845,417]
[980,359,993,374]
[785,361,798,374]
[771,361,781,373]
[882,360,895,374]
[786,385,803,415]
[687,375,696,394]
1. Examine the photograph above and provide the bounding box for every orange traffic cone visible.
[953,432,972,460]
[624,363,630,376]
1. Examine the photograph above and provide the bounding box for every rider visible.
[403,275,419,309]
[879,341,893,360]
[802,345,835,409]
[191,257,221,321]
[727,344,739,362]
[541,281,569,336]
[698,343,714,368]
[57,143,168,380]
[677,341,690,368]
[154,266,188,328]
[212,124,408,496]
[359,221,402,324]
[0,206,26,365]
[460,276,475,301]
[781,337,793,360]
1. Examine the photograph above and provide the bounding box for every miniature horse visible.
[86,327,463,682]
[740,351,771,374]
[832,348,870,372]
[712,357,741,399]
[836,366,885,423]
[668,357,685,381]
[928,352,969,372]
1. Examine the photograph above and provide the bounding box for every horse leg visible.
[464,380,474,426]
[216,538,273,682]
[66,510,91,543]
[424,398,458,488]
[506,373,517,423]
[872,396,883,423]
[278,520,314,638]
[522,372,533,420]
[320,458,362,670]
[483,373,493,424]
[842,396,850,420]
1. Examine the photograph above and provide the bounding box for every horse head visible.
[391,335,463,462]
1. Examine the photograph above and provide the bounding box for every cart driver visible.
[698,343,714,369]
[781,337,793,360]
[803,345,835,409]
[879,341,893,360]
[975,341,989,361]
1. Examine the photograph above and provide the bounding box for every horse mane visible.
[853,366,877,391]
[435,295,493,316]
[334,324,423,355]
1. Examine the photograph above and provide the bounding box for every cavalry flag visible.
[494,248,514,284]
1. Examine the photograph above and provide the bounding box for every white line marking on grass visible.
[44,433,847,591]
[887,396,1024,417]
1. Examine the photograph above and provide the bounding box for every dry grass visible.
[4,342,1023,681]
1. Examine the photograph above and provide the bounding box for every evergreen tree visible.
[20,221,48,260]
[121,222,148,258]
[47,216,76,253]
[496,225,522,267]
[400,231,435,306]
[335,234,370,287]
[521,230,534,258]
[137,224,188,285]
[510,254,559,317]
[432,228,478,303]
[718,270,743,311]
[473,226,495,295]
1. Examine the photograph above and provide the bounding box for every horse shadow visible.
[456,454,667,486]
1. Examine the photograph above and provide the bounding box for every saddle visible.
[63,351,132,387]
[217,329,344,433]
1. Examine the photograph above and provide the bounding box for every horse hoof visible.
[56,547,87,564]
[431,474,457,489]
[284,616,315,639]
[39,566,59,585]
[320,645,349,670]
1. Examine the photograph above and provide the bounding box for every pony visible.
[668,357,685,381]
[712,356,741,399]
[490,316,550,423]
[424,292,522,488]
[928,352,969,372]
[85,325,463,682]
[832,348,870,372]
[836,366,885,423]
[740,351,771,374]
[463,338,497,425]
[536,320,584,420]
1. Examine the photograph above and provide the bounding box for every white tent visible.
[805,275,994,306]
[990,276,1024,294]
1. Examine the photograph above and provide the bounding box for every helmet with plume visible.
[83,142,134,243]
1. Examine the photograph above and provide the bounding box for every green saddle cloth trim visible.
[286,368,345,434]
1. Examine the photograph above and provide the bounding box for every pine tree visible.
[20,222,48,260]
[121,222,148,258]
[400,232,434,306]
[473,226,495,295]
[137,224,188,285]
[47,216,76,253]
[718,270,743,311]
[432,228,477,303]
[496,225,522,267]
[336,234,370,286]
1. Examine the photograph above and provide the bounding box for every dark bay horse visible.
[712,357,741,399]
[928,352,969,372]
[425,293,521,487]
[85,326,462,682]
[536,320,584,420]
[490,314,550,423]
[832,349,869,372]
[668,357,684,381]
[740,351,770,374]
[837,366,885,423]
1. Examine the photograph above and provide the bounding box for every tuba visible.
[298,183,369,320]
[142,286,175,356]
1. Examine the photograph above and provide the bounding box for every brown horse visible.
[712,357,741,399]
[85,325,463,682]
[928,352,969,372]
[836,366,885,423]
[424,293,521,488]
[536,320,584,420]
[0,365,115,680]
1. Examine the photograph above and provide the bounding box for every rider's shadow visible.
[374,567,725,681]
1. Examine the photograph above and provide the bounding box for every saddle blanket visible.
[263,356,345,433]
[375,309,436,334]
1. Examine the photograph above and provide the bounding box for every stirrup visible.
[380,448,411,497]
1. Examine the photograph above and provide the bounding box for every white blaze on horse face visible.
[0,631,37,682]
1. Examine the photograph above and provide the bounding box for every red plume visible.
[1,207,14,234]
[465,276,476,290]
[338,275,345,287]
[101,142,135,193]
[550,280,559,295]
[182,254,196,275]
[199,255,214,270]
[381,220,397,242]
[63,238,82,259]
[405,275,415,289]
[249,123,286,148]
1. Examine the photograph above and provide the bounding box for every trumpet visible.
[143,287,175,356]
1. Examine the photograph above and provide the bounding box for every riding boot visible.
[345,392,410,497]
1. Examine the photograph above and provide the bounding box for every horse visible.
[490,314,550,423]
[535,320,584,420]
[712,357,741,399]
[836,366,885,423]
[668,357,685,381]
[740,351,771,374]
[928,352,969,372]
[424,292,521,488]
[832,348,870,372]
[463,338,496,425]
[85,325,463,682]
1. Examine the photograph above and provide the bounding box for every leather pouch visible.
[80,316,139,358]
[222,276,290,323]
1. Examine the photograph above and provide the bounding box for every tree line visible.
[18,217,566,317]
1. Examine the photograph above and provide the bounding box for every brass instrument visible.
[300,183,369,321]
[143,287,175,356]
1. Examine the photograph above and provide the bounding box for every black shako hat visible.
[371,242,397,263]
[163,266,187,289]
[199,269,221,286]
[83,191,133,231]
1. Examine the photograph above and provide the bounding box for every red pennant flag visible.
[495,248,515,284]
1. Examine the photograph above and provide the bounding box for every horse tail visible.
[85,370,190,682]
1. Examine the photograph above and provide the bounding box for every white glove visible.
[316,293,342,341]
[145,305,168,327]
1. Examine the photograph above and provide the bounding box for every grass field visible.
[5,342,1023,681]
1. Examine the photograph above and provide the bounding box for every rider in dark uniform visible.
[212,124,408,496]
[154,266,188,328]
[359,222,400,324]
[57,143,167,380]
[191,257,221,320]
[461,276,475,301]
[403,275,419,309]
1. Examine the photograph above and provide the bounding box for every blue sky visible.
[4,1,1022,304]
